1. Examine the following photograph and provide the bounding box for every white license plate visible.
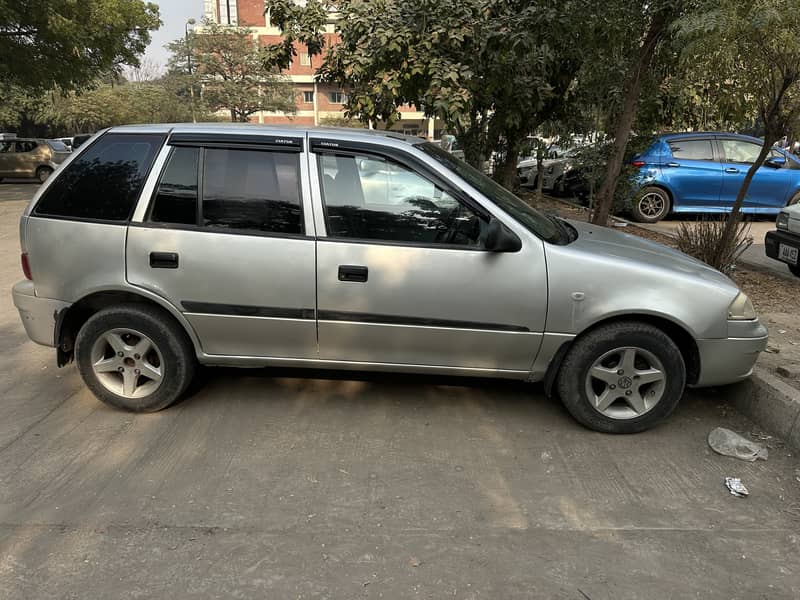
[779,243,799,265]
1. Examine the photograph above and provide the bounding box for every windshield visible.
[417,142,566,244]
[47,140,70,152]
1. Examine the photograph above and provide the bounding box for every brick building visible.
[202,0,441,138]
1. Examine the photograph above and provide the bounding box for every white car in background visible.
[766,203,800,277]
[517,146,580,192]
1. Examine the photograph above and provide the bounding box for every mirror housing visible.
[766,155,787,168]
[484,217,522,252]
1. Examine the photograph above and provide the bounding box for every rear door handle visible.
[725,167,740,174]
[666,162,680,168]
[149,251,179,269]
[338,265,368,282]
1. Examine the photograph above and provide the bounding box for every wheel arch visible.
[543,312,700,397]
[55,288,202,367]
[639,183,674,209]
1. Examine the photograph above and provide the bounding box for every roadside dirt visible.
[527,193,800,388]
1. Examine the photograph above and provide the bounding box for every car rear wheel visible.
[631,187,670,223]
[787,190,800,206]
[36,166,53,183]
[75,304,196,412]
[556,321,686,433]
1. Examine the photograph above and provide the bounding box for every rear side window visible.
[16,141,37,152]
[150,147,199,225]
[668,139,713,161]
[202,148,302,234]
[35,133,164,221]
[47,140,69,152]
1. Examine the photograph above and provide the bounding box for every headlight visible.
[728,292,757,320]
[777,212,789,231]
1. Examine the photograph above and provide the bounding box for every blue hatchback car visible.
[630,132,800,222]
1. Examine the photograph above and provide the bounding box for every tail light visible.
[21,253,32,280]
[631,160,646,168]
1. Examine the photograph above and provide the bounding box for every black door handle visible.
[150,251,179,269]
[338,265,368,282]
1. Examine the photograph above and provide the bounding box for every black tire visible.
[75,304,196,412]
[631,186,670,223]
[556,321,686,434]
[789,263,800,277]
[36,166,53,183]
[787,190,800,206]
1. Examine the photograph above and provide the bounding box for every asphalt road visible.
[1,197,799,598]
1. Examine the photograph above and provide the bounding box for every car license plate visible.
[779,243,799,265]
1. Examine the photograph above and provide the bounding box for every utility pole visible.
[186,18,197,123]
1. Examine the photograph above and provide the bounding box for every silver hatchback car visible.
[12,124,768,433]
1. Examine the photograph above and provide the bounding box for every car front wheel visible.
[631,187,670,223]
[75,304,196,412]
[556,321,686,433]
[36,166,53,183]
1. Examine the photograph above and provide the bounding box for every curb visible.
[730,367,800,450]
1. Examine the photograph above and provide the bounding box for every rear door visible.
[718,138,795,210]
[0,141,12,176]
[660,137,722,210]
[310,138,547,372]
[126,133,318,359]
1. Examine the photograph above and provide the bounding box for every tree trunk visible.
[495,142,521,190]
[590,11,668,226]
[535,159,544,203]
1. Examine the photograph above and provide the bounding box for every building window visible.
[303,91,314,103]
[329,91,347,104]
[300,53,311,66]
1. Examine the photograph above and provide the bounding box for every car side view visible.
[630,132,800,223]
[0,137,71,182]
[13,125,768,433]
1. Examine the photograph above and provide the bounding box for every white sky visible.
[143,0,205,72]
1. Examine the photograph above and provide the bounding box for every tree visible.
[189,20,296,122]
[265,0,591,187]
[0,0,160,91]
[676,0,800,269]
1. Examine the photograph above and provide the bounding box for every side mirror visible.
[766,156,787,168]
[484,217,522,252]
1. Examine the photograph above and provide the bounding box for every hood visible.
[565,219,737,289]
[783,203,800,234]
[517,156,563,170]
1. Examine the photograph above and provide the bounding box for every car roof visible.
[108,123,427,145]
[658,131,764,144]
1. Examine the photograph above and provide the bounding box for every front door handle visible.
[338,265,368,282]
[150,251,179,269]
[725,167,740,174]
[666,162,680,168]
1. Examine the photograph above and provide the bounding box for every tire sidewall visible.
[75,305,194,412]
[557,324,686,434]
[632,187,670,223]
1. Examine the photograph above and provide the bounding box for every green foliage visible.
[0,0,160,91]
[190,20,296,122]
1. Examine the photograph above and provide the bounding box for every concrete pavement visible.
[0,198,799,598]
[0,181,38,204]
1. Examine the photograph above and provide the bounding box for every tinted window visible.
[721,139,763,164]
[319,153,485,246]
[202,148,302,234]
[668,139,713,161]
[35,133,164,221]
[16,141,37,153]
[47,140,69,152]
[150,147,199,225]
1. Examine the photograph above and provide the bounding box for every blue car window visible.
[668,140,713,161]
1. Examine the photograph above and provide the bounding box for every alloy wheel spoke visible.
[140,361,162,383]
[122,368,138,397]
[635,367,664,385]
[625,390,647,415]
[595,388,618,412]
[133,336,152,357]
[590,365,619,385]
[619,348,637,374]
[105,332,126,354]
[93,357,120,373]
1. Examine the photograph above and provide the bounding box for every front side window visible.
[668,139,714,161]
[319,153,485,246]
[721,139,764,165]
[35,133,164,221]
[202,148,302,234]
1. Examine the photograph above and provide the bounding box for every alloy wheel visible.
[584,346,667,420]
[90,328,164,398]
[638,192,665,218]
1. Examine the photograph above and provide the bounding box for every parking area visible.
[1,197,799,598]
[0,181,39,204]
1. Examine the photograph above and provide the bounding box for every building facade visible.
[202,0,440,138]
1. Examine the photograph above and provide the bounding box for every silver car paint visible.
[13,123,767,388]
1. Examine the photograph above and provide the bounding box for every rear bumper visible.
[694,320,768,387]
[12,280,70,347]
[765,229,800,264]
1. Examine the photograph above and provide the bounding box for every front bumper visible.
[765,229,800,265]
[693,319,768,387]
[12,280,70,347]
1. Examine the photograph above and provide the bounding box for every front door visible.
[310,141,547,372]
[718,138,795,210]
[127,138,318,359]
